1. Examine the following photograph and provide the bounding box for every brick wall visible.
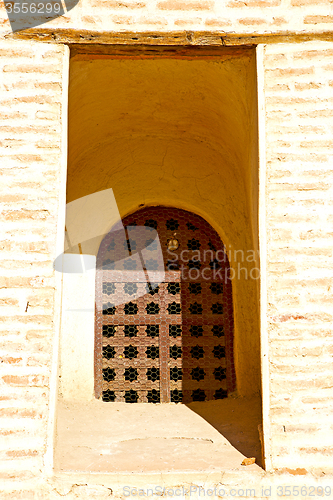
[1,31,333,499]
[0,39,68,498]
[263,41,333,470]
[0,0,333,38]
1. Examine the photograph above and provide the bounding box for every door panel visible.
[95,207,235,403]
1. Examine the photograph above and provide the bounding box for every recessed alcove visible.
[55,46,262,474]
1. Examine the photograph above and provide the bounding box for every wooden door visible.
[95,207,235,403]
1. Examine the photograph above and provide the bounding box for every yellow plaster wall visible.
[67,49,260,397]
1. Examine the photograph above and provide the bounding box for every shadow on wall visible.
[55,397,263,473]
[187,395,263,468]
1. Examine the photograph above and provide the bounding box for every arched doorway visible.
[95,207,235,404]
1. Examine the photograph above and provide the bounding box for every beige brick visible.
[271,17,287,25]
[204,18,232,26]
[284,425,320,433]
[2,375,49,387]
[295,82,322,90]
[2,64,61,74]
[239,17,267,25]
[292,0,331,4]
[0,356,22,363]
[1,210,50,221]
[157,0,213,9]
[267,67,315,77]
[6,450,39,458]
[0,48,33,58]
[293,49,333,59]
[304,15,333,24]
[0,112,28,120]
[175,18,203,26]
[228,0,281,5]
[0,492,38,500]
[0,408,43,418]
[110,15,134,24]
[299,447,333,455]
[87,0,145,7]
